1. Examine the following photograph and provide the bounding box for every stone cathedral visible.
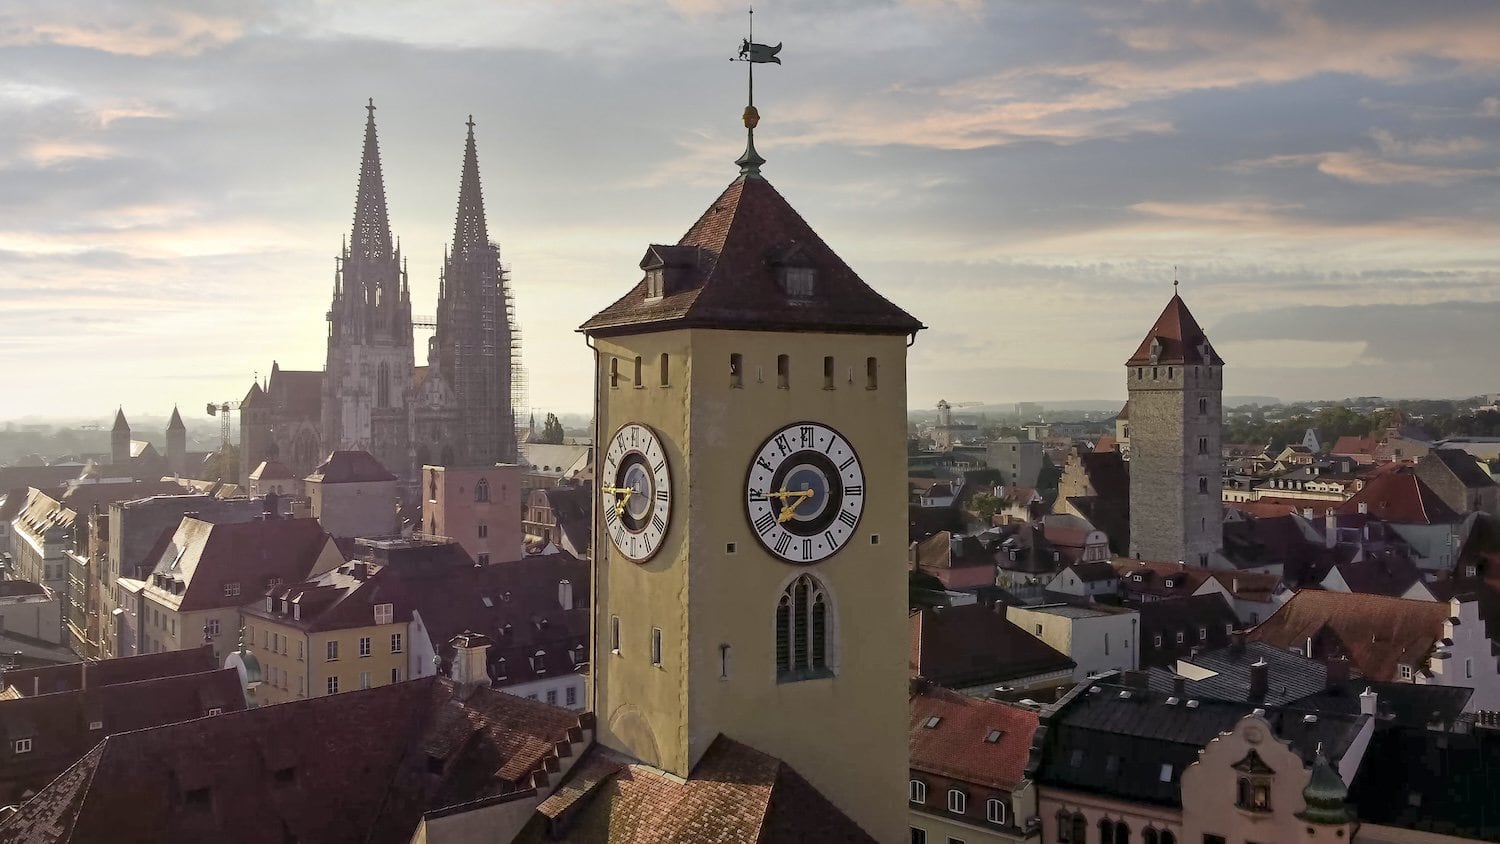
[239,102,520,485]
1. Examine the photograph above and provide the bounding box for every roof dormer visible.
[770,243,816,300]
[640,245,701,300]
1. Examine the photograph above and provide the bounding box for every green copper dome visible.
[1297,749,1352,825]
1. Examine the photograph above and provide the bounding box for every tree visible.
[538,413,566,445]
[202,444,239,483]
[969,492,1006,522]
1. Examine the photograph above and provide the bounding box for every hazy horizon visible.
[3,1,1498,423]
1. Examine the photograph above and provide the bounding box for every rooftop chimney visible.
[1249,658,1269,701]
[1172,675,1187,698]
[449,631,493,688]
[1360,686,1378,717]
[1325,510,1337,549]
[1229,630,1246,656]
[1326,655,1351,689]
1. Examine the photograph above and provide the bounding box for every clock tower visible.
[581,87,923,842]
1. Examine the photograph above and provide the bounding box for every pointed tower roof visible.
[1126,293,1224,366]
[112,408,129,432]
[580,175,923,337]
[451,115,490,251]
[349,99,394,263]
[167,406,185,431]
[242,380,266,407]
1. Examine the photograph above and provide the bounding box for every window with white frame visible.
[986,798,1006,824]
[390,632,403,653]
[326,676,339,694]
[205,618,220,637]
[390,667,401,684]
[222,582,240,598]
[947,788,966,814]
[1400,663,1413,680]
[359,672,371,690]
[359,637,372,657]
[13,738,32,754]
[326,640,339,661]
[374,603,394,625]
[909,779,927,803]
[566,685,578,707]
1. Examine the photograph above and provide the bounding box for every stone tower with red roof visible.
[1126,291,1224,566]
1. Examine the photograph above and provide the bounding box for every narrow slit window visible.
[730,353,743,388]
[610,615,621,653]
[650,627,663,666]
[659,353,669,386]
[777,354,790,389]
[823,356,835,389]
[866,357,878,389]
[609,358,619,389]
[633,356,643,387]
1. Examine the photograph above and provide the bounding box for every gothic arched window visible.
[475,478,491,503]
[377,362,391,408]
[775,574,832,682]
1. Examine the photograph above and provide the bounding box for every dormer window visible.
[645,268,665,299]
[783,266,816,298]
[1149,337,1162,363]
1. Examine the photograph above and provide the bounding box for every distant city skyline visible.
[2,1,1498,422]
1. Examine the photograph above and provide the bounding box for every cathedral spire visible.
[451,115,489,252]
[350,98,394,263]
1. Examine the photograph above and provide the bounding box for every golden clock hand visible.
[601,485,634,517]
[776,489,815,523]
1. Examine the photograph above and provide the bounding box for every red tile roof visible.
[911,604,1075,688]
[579,175,924,337]
[1331,436,1378,456]
[144,516,335,613]
[909,684,1038,791]
[1125,293,1223,366]
[530,735,875,843]
[2,644,217,697]
[1338,470,1461,525]
[0,677,587,843]
[306,450,397,483]
[0,667,245,805]
[1248,590,1450,680]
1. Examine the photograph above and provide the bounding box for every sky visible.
[1,0,1498,427]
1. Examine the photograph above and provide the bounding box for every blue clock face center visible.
[782,465,830,522]
[622,462,652,521]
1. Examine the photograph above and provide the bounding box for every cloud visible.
[0,2,262,57]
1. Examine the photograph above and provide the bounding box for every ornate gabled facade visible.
[239,103,521,488]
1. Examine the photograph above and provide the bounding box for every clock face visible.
[601,423,673,562]
[745,421,865,564]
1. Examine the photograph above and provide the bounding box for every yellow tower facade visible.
[582,174,922,842]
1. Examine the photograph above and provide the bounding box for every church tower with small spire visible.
[431,117,519,465]
[1126,288,1224,566]
[166,406,186,476]
[323,99,415,479]
[111,408,130,465]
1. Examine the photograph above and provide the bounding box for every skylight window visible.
[924,716,942,729]
[985,729,1003,743]
[1159,764,1173,782]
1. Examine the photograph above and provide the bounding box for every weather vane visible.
[732,6,782,176]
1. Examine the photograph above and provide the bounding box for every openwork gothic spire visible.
[452,115,490,252]
[350,98,394,263]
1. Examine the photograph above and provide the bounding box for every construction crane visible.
[205,400,242,450]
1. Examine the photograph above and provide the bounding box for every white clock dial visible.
[601,423,673,563]
[745,421,865,564]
